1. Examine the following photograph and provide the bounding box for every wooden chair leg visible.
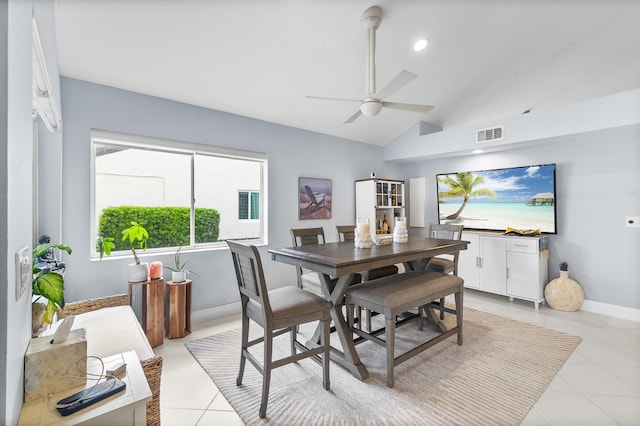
[237,313,249,386]
[385,315,396,388]
[322,317,330,390]
[291,325,297,355]
[350,304,360,330]
[260,328,273,418]
[439,297,446,320]
[456,291,463,345]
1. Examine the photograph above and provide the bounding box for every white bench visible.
[57,294,163,426]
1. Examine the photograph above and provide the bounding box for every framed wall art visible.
[298,177,332,220]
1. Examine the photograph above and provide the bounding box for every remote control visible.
[56,378,126,416]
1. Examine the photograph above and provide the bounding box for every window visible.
[91,130,267,257]
[239,191,260,220]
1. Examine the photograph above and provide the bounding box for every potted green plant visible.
[122,221,149,282]
[96,234,115,260]
[32,240,72,335]
[164,247,198,282]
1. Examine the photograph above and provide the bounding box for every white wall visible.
[385,89,640,162]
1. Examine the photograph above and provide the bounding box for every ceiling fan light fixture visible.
[414,38,429,52]
[360,100,382,117]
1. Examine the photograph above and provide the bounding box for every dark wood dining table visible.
[269,237,469,380]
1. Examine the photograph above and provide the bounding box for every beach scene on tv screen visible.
[437,164,556,233]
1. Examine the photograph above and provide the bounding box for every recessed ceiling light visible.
[414,38,429,52]
[472,149,484,154]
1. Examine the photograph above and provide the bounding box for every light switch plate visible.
[626,216,640,228]
[16,247,30,300]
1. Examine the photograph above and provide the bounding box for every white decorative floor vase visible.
[545,270,584,312]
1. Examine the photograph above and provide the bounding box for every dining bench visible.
[345,269,464,387]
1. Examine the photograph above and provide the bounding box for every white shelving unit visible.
[355,178,405,235]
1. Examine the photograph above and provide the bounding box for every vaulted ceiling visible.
[54,0,640,146]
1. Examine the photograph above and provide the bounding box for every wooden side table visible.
[128,278,164,348]
[166,279,192,339]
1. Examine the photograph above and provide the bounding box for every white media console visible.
[458,231,549,309]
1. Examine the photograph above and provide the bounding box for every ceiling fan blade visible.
[343,109,362,124]
[374,70,417,100]
[382,101,434,113]
[305,95,360,103]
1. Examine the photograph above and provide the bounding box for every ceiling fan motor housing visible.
[360,98,382,116]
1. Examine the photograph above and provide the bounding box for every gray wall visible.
[56,77,403,311]
[399,126,640,309]
[1,2,9,421]
[2,1,38,424]
[56,77,640,313]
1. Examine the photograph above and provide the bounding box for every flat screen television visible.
[436,164,557,234]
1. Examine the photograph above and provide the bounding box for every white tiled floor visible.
[155,289,640,425]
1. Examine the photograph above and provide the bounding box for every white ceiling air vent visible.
[476,125,503,143]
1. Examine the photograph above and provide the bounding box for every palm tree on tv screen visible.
[439,172,497,219]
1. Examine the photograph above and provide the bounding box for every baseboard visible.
[581,299,640,322]
[191,298,640,325]
[192,301,241,324]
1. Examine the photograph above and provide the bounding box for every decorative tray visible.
[372,234,393,245]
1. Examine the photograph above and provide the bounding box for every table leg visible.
[404,257,432,271]
[309,273,369,380]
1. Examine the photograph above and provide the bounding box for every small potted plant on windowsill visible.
[164,247,198,282]
[122,222,149,282]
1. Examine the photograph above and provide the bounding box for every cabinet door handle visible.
[506,267,510,279]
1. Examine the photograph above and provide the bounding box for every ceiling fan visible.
[307,6,433,124]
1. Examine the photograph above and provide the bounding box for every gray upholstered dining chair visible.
[289,227,327,295]
[426,223,464,275]
[227,240,331,418]
[426,223,464,319]
[290,227,363,296]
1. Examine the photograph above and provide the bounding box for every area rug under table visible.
[186,307,581,425]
